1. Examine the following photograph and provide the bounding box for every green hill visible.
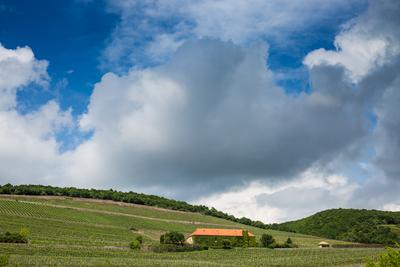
[0,186,385,266]
[272,208,400,245]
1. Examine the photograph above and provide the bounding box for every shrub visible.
[0,255,9,267]
[366,243,400,267]
[130,240,141,250]
[0,232,28,244]
[260,234,275,248]
[129,235,143,250]
[160,231,185,245]
[222,239,232,249]
[19,227,29,239]
[151,244,207,253]
[283,237,297,248]
[136,235,143,244]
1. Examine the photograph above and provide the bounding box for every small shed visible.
[318,241,330,248]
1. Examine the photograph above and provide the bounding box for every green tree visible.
[260,234,275,248]
[160,231,185,245]
[366,243,400,267]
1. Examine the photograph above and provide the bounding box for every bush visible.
[19,227,29,239]
[366,243,400,267]
[160,231,185,245]
[129,235,143,250]
[0,232,28,244]
[283,237,297,248]
[0,255,9,267]
[130,240,141,250]
[151,244,207,253]
[222,239,232,249]
[260,234,275,248]
[136,235,143,244]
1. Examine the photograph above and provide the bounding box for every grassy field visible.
[0,195,384,266]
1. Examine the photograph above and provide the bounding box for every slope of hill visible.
[272,208,400,245]
[0,195,383,266]
[0,183,267,229]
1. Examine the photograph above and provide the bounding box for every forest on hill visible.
[271,208,400,245]
[0,184,267,229]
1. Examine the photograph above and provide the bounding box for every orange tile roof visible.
[188,228,254,237]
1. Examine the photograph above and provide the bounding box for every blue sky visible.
[1,0,399,223]
[0,0,117,115]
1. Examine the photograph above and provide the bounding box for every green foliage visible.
[0,183,269,230]
[0,231,28,243]
[129,235,143,250]
[19,227,29,239]
[129,240,141,250]
[242,230,249,248]
[222,239,232,249]
[272,209,400,244]
[151,244,208,253]
[135,235,143,244]
[160,231,185,245]
[0,255,9,267]
[193,235,257,248]
[284,237,297,248]
[260,234,296,249]
[260,234,275,248]
[366,243,400,267]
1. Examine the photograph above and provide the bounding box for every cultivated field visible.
[0,195,384,266]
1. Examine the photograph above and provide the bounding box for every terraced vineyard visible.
[0,195,384,266]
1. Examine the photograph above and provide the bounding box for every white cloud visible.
[0,44,73,185]
[71,39,372,198]
[383,203,400,212]
[103,0,366,70]
[0,43,49,110]
[304,35,388,82]
[196,168,358,223]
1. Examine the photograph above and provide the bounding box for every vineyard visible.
[0,196,384,266]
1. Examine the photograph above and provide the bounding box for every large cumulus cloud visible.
[74,39,371,197]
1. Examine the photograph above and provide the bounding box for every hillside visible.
[272,208,400,245]
[0,184,267,229]
[0,195,383,266]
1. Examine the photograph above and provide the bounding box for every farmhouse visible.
[186,228,256,247]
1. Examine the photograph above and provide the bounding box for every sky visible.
[1,0,400,223]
